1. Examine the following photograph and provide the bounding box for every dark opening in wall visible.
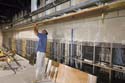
[37,0,41,8]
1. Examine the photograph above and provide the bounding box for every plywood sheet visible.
[56,64,89,83]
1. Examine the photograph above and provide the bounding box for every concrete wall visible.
[2,9,125,47]
[71,0,86,6]
[46,0,86,15]
[2,31,13,48]
[42,9,125,44]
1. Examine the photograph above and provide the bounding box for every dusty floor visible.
[0,55,36,83]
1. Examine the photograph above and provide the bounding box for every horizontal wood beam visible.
[3,0,125,32]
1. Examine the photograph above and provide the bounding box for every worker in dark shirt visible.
[33,24,48,83]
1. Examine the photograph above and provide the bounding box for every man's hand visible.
[33,23,38,36]
[34,23,38,28]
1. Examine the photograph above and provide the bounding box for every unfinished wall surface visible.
[2,9,125,47]
[2,31,13,48]
[42,9,125,44]
[71,0,86,6]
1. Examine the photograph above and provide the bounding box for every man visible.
[33,24,48,82]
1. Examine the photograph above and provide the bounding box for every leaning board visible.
[56,64,97,83]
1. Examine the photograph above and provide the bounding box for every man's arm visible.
[33,24,38,36]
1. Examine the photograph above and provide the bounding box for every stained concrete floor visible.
[0,55,36,83]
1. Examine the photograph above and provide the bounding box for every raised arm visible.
[33,24,38,36]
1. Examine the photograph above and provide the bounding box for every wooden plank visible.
[6,61,16,74]
[46,42,51,57]
[2,0,125,32]
[56,64,89,83]
[22,39,26,57]
[12,39,16,51]
[12,0,125,31]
